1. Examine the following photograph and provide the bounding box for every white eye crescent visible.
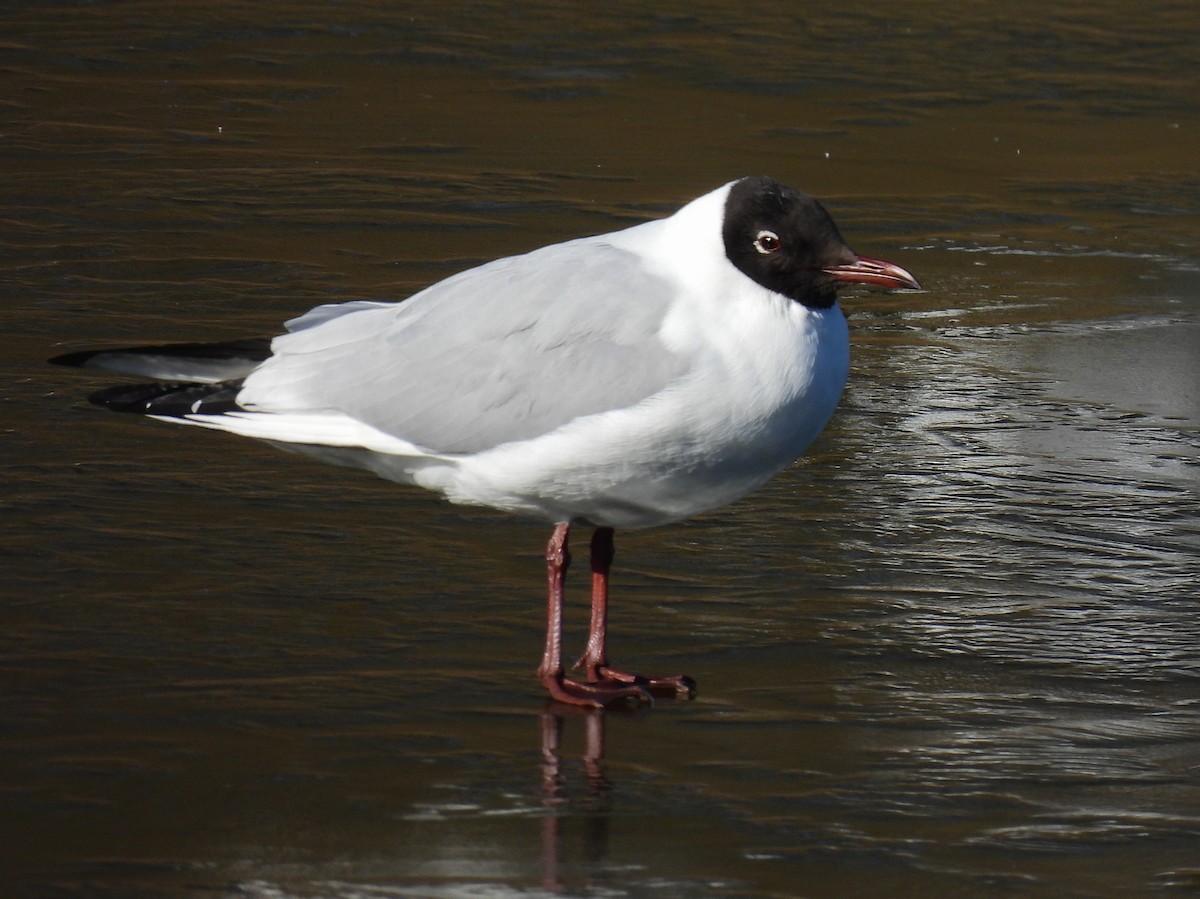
[754,230,781,254]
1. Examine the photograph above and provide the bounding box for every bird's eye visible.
[754,230,781,254]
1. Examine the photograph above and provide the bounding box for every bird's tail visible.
[50,338,272,417]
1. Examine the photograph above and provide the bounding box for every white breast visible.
[423,298,850,528]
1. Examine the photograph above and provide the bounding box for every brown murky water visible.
[4,2,1199,896]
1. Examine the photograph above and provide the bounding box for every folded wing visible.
[237,238,687,455]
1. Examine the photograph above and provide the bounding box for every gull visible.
[53,176,920,707]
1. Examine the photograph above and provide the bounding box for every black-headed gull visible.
[53,176,920,708]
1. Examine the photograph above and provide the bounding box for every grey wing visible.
[238,238,688,454]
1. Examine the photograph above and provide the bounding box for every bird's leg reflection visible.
[576,527,697,699]
[539,708,612,893]
[539,707,610,799]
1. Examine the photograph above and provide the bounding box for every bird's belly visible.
[427,344,849,528]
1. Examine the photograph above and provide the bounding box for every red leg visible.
[580,527,615,679]
[577,528,697,699]
[537,523,649,708]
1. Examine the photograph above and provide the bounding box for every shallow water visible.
[3,2,1199,897]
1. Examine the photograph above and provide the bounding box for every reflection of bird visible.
[53,176,920,707]
[539,708,609,892]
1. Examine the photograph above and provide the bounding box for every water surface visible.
[3,2,1198,897]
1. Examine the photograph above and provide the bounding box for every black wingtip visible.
[50,338,273,383]
[87,381,244,416]
[50,349,104,369]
